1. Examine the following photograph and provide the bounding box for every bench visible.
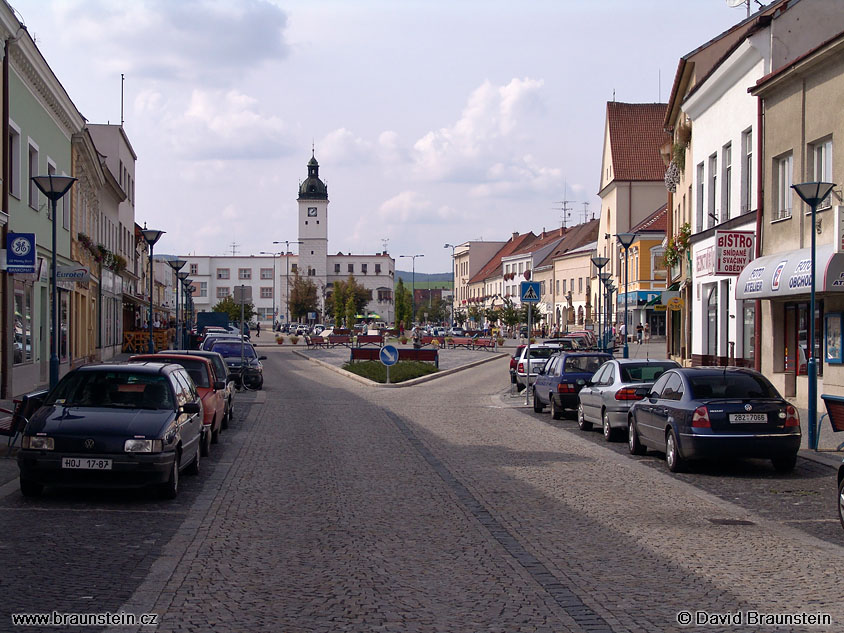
[328,335,352,348]
[305,336,327,349]
[449,337,475,350]
[820,394,844,450]
[356,335,383,347]
[473,337,495,350]
[420,336,446,347]
[349,347,439,368]
[0,389,48,454]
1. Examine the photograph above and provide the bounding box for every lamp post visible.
[591,256,608,351]
[273,240,302,327]
[444,244,457,329]
[792,181,836,450]
[167,259,187,351]
[616,233,636,358]
[599,272,612,351]
[260,251,282,331]
[141,225,165,353]
[183,282,195,340]
[400,254,424,323]
[31,174,77,389]
[177,271,189,347]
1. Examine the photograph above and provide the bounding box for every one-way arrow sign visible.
[520,281,540,303]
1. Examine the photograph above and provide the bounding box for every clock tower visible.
[297,152,329,290]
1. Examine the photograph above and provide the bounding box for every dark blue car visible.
[17,363,203,499]
[628,367,801,472]
[532,352,612,419]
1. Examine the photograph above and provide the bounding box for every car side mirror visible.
[634,387,650,398]
[213,380,226,391]
[182,402,201,414]
[258,355,267,361]
[577,378,587,386]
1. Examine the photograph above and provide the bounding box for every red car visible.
[510,345,526,384]
[130,354,226,457]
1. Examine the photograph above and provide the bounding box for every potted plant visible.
[289,335,300,345]
[496,336,505,347]
[399,335,408,345]
[275,335,284,345]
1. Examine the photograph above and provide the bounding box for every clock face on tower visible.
[307,207,317,217]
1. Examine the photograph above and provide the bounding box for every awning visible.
[735,243,844,299]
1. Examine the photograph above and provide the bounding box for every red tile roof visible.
[539,219,600,267]
[469,232,537,284]
[606,102,670,182]
[630,204,668,233]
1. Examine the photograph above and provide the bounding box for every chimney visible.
[512,231,519,240]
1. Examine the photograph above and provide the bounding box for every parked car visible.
[569,330,597,348]
[577,359,680,440]
[531,352,613,418]
[160,349,235,428]
[449,327,466,337]
[131,354,226,457]
[17,363,203,498]
[838,461,844,531]
[209,340,266,390]
[627,367,801,472]
[201,333,244,351]
[509,344,526,384]
[541,337,581,351]
[515,343,584,392]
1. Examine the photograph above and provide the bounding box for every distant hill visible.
[395,271,451,284]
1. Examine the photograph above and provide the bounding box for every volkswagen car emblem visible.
[744,404,752,411]
[84,439,95,449]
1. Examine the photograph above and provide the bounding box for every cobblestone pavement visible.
[3,347,843,632]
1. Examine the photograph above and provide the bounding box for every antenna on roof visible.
[726,0,751,19]
[120,73,125,126]
[381,237,389,253]
[229,242,239,256]
[582,201,592,223]
[552,180,574,229]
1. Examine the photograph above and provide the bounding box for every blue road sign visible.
[379,344,399,366]
[520,281,541,303]
[6,232,35,274]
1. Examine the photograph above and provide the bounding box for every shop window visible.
[742,302,755,362]
[13,280,32,364]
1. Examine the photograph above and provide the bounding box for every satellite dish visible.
[726,0,747,7]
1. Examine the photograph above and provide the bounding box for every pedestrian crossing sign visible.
[520,281,541,303]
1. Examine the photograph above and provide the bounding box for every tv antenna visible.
[726,0,764,19]
[228,241,239,256]
[552,181,575,229]
[381,237,389,253]
[582,201,592,223]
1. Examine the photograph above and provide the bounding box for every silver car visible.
[576,359,679,441]
[514,343,569,391]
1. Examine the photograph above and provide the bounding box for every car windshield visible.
[526,347,557,360]
[160,359,210,388]
[47,371,174,410]
[212,341,257,359]
[563,355,608,374]
[688,373,781,399]
[620,362,678,383]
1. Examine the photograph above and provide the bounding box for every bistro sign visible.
[714,230,755,275]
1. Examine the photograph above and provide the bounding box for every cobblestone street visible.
[2,347,843,632]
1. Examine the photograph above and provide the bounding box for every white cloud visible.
[319,128,372,165]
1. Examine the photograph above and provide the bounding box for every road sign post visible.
[380,344,398,384]
[521,281,540,405]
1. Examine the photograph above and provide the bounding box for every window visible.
[578,278,583,294]
[334,263,341,273]
[28,143,39,209]
[743,302,755,361]
[217,287,230,298]
[562,279,566,294]
[291,264,297,272]
[260,268,273,280]
[556,280,560,295]
[696,162,705,231]
[199,282,207,298]
[741,129,753,213]
[375,263,381,274]
[190,263,198,275]
[707,154,717,228]
[8,123,20,199]
[775,153,793,220]
[361,264,368,274]
[722,143,731,220]
[348,264,354,273]
[812,139,833,209]
[217,268,230,280]
[260,287,273,299]
[13,280,32,364]
[238,268,252,280]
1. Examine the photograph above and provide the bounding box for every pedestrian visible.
[644,321,650,342]
[411,325,422,350]
[619,322,626,344]
[636,323,643,344]
[256,321,261,337]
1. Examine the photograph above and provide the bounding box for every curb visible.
[292,349,508,388]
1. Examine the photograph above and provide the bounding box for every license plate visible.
[62,457,112,470]
[729,413,767,423]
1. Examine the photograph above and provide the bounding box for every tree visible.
[500,299,520,331]
[331,276,369,326]
[484,307,501,327]
[453,309,467,327]
[345,295,356,328]
[212,295,256,323]
[467,305,483,326]
[419,297,449,324]
[288,271,319,321]
[395,278,412,328]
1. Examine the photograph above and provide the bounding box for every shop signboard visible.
[695,245,715,277]
[714,230,755,275]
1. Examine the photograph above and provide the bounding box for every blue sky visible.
[13,0,749,272]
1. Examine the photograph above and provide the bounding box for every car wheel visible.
[577,403,592,431]
[222,406,230,430]
[532,389,544,413]
[838,477,844,532]
[200,428,211,457]
[550,396,562,420]
[20,478,43,498]
[628,418,646,455]
[211,417,220,444]
[665,428,685,472]
[186,442,200,476]
[771,454,797,473]
[516,381,525,393]
[602,410,617,442]
[159,454,180,500]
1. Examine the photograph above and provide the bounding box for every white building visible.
[183,154,395,325]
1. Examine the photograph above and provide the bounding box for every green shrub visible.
[342,360,438,383]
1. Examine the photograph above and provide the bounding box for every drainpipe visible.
[1,39,10,398]
[754,95,763,373]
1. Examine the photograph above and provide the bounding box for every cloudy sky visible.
[13,0,747,272]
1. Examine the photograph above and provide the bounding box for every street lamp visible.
[141,224,165,353]
[444,244,457,329]
[400,254,424,323]
[177,271,190,347]
[31,174,77,389]
[167,259,187,351]
[616,233,636,358]
[591,256,609,351]
[183,282,195,340]
[599,272,612,351]
[792,180,836,450]
[260,251,282,331]
[273,240,302,327]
